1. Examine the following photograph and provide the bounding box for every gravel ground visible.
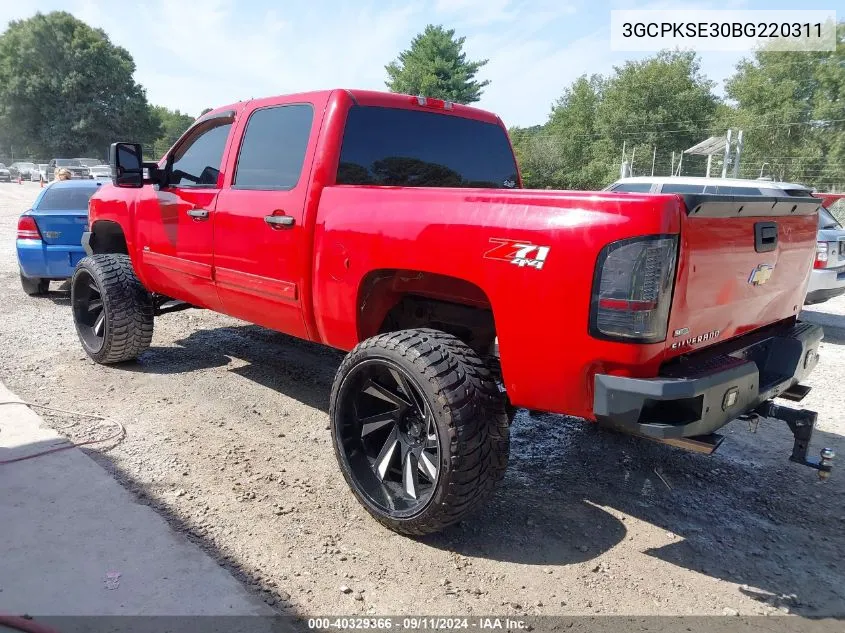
[1,181,843,618]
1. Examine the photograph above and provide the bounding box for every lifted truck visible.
[72,89,833,535]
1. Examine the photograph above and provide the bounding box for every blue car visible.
[16,180,103,295]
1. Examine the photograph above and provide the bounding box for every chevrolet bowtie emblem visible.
[748,264,774,286]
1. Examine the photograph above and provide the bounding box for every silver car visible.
[806,204,845,304]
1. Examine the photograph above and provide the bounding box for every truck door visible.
[212,99,317,339]
[135,113,234,310]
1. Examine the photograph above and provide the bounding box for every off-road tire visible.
[20,272,49,296]
[72,254,154,364]
[330,328,510,535]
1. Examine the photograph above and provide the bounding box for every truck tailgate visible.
[665,195,820,359]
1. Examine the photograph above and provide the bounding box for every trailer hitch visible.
[753,401,835,480]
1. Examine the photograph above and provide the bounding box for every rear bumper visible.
[594,320,822,439]
[806,267,845,303]
[807,266,845,292]
[17,239,85,280]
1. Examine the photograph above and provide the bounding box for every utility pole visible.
[721,129,732,178]
[670,151,675,176]
[651,146,657,177]
[732,130,744,178]
[630,147,636,176]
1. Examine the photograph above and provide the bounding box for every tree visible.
[723,20,844,188]
[510,51,719,190]
[151,106,196,159]
[0,11,160,158]
[385,25,489,104]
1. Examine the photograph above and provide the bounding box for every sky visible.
[0,0,837,128]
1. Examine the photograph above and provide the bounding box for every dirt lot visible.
[1,181,843,618]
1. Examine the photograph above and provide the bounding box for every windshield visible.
[74,158,102,167]
[819,208,841,230]
[336,106,519,189]
[56,159,82,167]
[0,164,6,169]
[36,186,99,210]
[18,162,35,169]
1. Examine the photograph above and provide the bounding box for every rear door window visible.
[336,106,519,189]
[234,104,313,190]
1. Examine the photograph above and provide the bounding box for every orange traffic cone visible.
[17,175,22,185]
[40,177,44,188]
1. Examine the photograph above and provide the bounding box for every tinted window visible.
[170,120,233,187]
[701,185,762,195]
[55,159,81,167]
[37,186,99,210]
[661,184,706,194]
[785,188,814,197]
[819,208,841,230]
[337,106,519,189]
[234,104,313,189]
[611,183,654,193]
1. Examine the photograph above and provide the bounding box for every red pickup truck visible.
[72,89,833,535]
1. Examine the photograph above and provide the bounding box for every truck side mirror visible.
[109,142,144,188]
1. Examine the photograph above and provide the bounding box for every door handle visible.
[264,214,295,229]
[187,208,209,220]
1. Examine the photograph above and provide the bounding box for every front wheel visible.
[71,254,154,364]
[330,329,510,535]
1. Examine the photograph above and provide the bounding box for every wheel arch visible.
[356,269,497,357]
[87,219,129,255]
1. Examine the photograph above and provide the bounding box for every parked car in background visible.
[604,177,839,305]
[47,159,90,181]
[88,165,111,182]
[0,163,11,182]
[33,164,49,181]
[10,162,37,180]
[16,179,102,295]
[604,176,814,197]
[806,197,845,304]
[74,157,104,169]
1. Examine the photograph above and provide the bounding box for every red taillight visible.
[17,215,41,240]
[815,242,829,269]
[410,95,453,110]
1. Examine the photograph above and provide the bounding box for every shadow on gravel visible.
[124,325,343,412]
[800,309,845,345]
[433,411,844,616]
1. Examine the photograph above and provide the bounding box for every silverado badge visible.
[671,329,721,350]
[748,264,774,286]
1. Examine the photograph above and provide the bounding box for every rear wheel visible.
[330,329,509,535]
[71,254,154,364]
[20,272,49,296]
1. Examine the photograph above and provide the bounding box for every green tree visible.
[724,21,845,188]
[385,25,489,104]
[510,51,719,189]
[151,106,196,159]
[0,11,160,158]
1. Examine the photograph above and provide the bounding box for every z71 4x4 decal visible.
[484,238,551,270]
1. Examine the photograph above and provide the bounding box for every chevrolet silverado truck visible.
[72,89,833,535]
